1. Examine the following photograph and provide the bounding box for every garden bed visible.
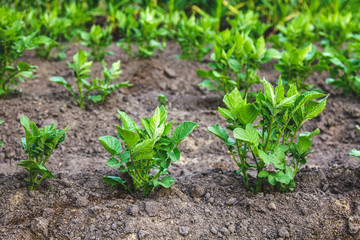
[0,42,359,239]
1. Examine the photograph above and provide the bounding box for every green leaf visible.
[238,104,258,125]
[218,107,234,120]
[223,88,244,115]
[275,171,291,184]
[98,136,122,156]
[106,157,121,168]
[159,176,174,188]
[262,79,276,106]
[172,122,198,146]
[118,111,137,131]
[268,174,276,185]
[103,176,126,187]
[168,148,181,162]
[20,115,30,130]
[304,97,328,121]
[233,124,259,146]
[132,139,155,154]
[208,124,229,142]
[228,59,242,72]
[196,69,209,78]
[116,126,139,148]
[88,95,102,103]
[350,149,360,158]
[258,171,269,178]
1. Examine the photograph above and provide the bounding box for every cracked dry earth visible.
[0,42,360,239]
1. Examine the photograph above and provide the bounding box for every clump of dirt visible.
[0,42,360,239]
[0,166,359,239]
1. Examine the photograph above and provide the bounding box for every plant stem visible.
[264,110,276,151]
[288,122,302,148]
[236,139,249,190]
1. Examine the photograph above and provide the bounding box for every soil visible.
[0,42,360,239]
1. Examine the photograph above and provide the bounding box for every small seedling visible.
[157,94,168,107]
[350,125,360,162]
[50,50,131,109]
[17,116,69,191]
[99,106,198,195]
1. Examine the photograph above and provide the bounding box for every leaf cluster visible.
[315,50,360,96]
[0,7,38,96]
[271,14,315,49]
[209,78,327,193]
[176,13,215,61]
[17,115,69,191]
[80,25,113,62]
[26,9,71,60]
[99,106,198,195]
[50,50,131,109]
[197,30,280,97]
[117,8,167,59]
[274,43,317,91]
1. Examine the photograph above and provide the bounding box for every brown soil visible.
[0,42,359,239]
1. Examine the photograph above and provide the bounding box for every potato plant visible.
[316,12,354,51]
[227,10,270,39]
[27,10,71,60]
[0,7,38,96]
[271,14,315,48]
[99,107,198,195]
[80,25,113,62]
[274,42,317,90]
[209,79,327,193]
[176,13,215,61]
[117,8,168,59]
[349,125,360,161]
[17,116,69,191]
[50,50,131,109]
[315,51,360,95]
[197,30,280,97]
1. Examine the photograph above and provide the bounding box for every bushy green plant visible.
[117,8,168,59]
[0,7,37,96]
[80,25,113,62]
[209,78,327,193]
[350,125,360,161]
[197,30,280,97]
[315,12,354,51]
[271,14,315,48]
[17,115,69,191]
[315,50,360,95]
[26,10,71,60]
[274,42,317,90]
[99,106,198,195]
[227,10,270,39]
[50,50,131,109]
[176,13,215,61]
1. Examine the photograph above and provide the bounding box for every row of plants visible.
[0,0,359,197]
[11,79,320,194]
[1,1,359,98]
[12,79,359,195]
